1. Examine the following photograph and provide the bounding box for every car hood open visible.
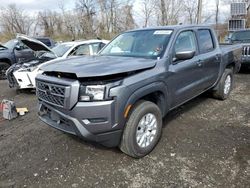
[17,34,57,56]
[0,43,7,49]
[41,56,157,78]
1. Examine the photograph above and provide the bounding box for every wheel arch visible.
[125,82,169,118]
[0,58,11,65]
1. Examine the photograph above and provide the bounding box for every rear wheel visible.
[0,62,10,80]
[120,101,162,158]
[212,68,234,100]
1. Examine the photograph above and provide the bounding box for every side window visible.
[198,29,214,53]
[90,43,101,55]
[70,44,90,56]
[17,42,29,50]
[174,31,197,54]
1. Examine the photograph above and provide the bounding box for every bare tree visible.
[157,0,183,26]
[37,10,63,37]
[116,4,136,31]
[0,4,33,36]
[183,0,198,24]
[75,0,96,38]
[141,0,156,27]
[215,0,220,32]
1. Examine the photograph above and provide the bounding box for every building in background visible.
[228,0,250,32]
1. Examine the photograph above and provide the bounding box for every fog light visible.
[79,96,91,101]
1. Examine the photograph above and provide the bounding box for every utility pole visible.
[215,0,220,33]
[197,0,202,24]
[170,0,173,24]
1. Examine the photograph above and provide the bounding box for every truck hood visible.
[41,56,157,78]
[17,34,56,56]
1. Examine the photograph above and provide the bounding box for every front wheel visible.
[120,101,162,158]
[0,62,10,80]
[212,68,234,100]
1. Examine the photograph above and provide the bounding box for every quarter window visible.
[198,29,214,53]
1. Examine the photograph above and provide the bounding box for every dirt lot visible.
[0,72,249,188]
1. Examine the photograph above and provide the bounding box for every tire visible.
[212,68,234,100]
[0,62,10,80]
[120,100,162,158]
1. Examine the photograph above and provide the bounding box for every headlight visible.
[79,85,106,101]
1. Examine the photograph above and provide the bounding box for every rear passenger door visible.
[196,29,220,89]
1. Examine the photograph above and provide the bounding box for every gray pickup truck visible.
[36,25,242,158]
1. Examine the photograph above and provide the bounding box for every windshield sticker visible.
[154,30,172,35]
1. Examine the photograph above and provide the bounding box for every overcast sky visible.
[1,0,231,23]
[0,0,74,11]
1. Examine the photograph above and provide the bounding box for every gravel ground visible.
[0,72,249,188]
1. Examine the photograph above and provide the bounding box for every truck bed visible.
[219,43,242,54]
[219,43,242,72]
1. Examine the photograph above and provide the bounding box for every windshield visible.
[4,39,18,49]
[52,43,74,57]
[99,29,173,59]
[231,31,250,42]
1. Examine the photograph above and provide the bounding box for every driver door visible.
[14,42,35,62]
[168,30,203,108]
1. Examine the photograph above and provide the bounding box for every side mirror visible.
[174,50,195,61]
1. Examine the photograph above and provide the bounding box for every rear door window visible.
[197,29,214,53]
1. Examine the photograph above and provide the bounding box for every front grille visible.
[242,46,250,56]
[36,80,67,107]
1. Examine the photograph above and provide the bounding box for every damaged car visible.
[6,35,109,89]
[0,39,36,79]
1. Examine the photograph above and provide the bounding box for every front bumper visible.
[241,56,250,65]
[38,100,122,147]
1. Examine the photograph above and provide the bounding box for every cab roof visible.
[127,25,212,32]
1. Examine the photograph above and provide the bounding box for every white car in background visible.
[6,35,109,89]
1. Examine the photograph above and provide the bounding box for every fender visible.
[212,61,236,91]
[125,82,169,117]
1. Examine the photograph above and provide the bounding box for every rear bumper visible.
[38,101,122,147]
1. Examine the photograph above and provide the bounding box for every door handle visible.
[215,54,220,61]
[196,60,203,67]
